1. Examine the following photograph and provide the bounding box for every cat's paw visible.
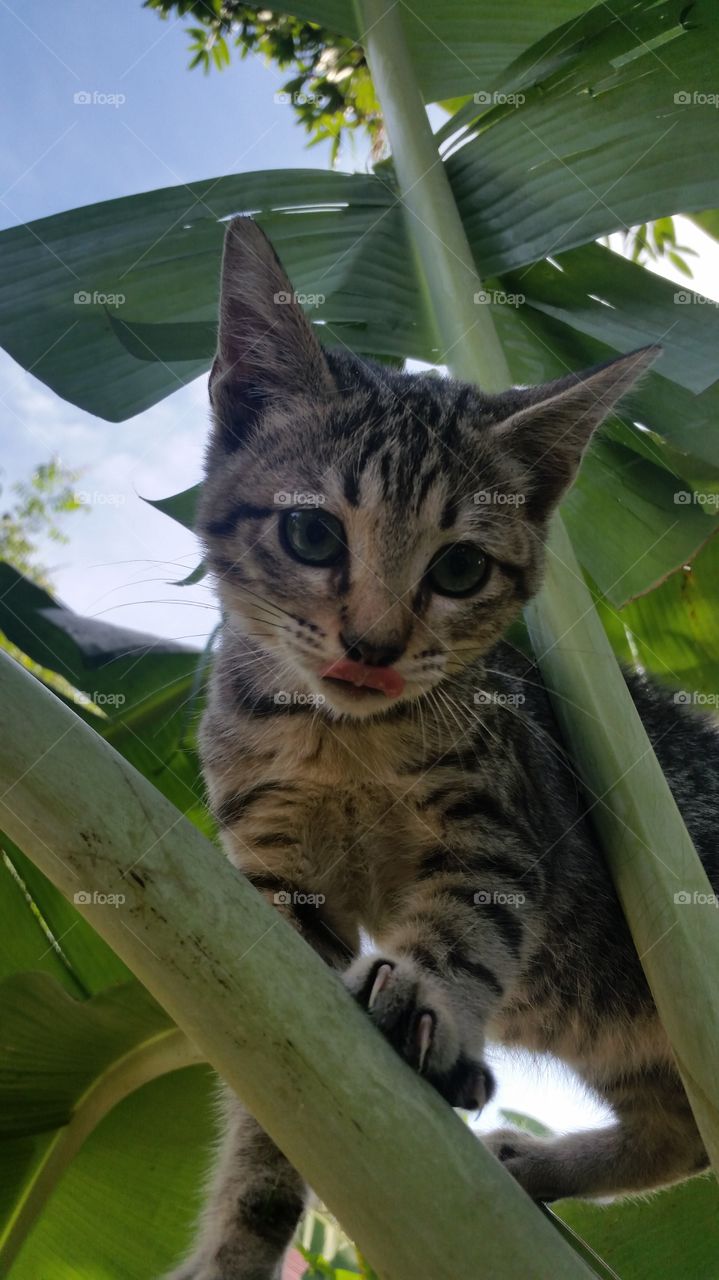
[344,954,494,1110]
[484,1128,564,1202]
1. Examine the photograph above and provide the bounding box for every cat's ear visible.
[210,217,334,451]
[490,346,660,518]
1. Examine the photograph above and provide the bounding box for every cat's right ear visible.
[209,217,334,452]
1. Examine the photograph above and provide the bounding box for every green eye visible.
[427,543,489,597]
[281,509,346,566]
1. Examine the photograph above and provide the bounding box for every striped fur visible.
[165,220,717,1280]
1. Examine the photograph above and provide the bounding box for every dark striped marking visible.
[440,494,458,530]
[446,945,504,999]
[215,782,285,828]
[406,942,443,976]
[476,899,524,958]
[414,463,440,513]
[237,1187,305,1250]
[245,871,354,965]
[204,502,274,538]
[424,914,505,999]
[236,690,317,717]
[442,790,513,828]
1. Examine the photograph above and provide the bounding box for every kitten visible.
[166,218,716,1280]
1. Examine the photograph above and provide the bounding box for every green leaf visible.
[1,836,130,996]
[0,847,84,995]
[144,485,200,533]
[556,1175,719,1280]
[601,530,719,697]
[445,0,719,272]
[0,563,197,712]
[0,171,429,420]
[499,1109,554,1138]
[564,437,718,606]
[285,0,594,102]
[0,565,211,832]
[0,971,203,1271]
[7,1063,214,1280]
[516,243,719,395]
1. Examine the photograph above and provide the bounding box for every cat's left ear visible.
[210,217,334,451]
[490,346,660,518]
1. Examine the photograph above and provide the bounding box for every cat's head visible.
[199,217,657,720]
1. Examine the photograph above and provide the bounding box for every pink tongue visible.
[320,657,405,698]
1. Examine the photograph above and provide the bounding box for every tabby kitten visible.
[166,219,716,1280]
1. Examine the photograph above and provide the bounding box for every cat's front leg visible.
[162,1087,302,1280]
[344,952,495,1109]
[344,848,535,1111]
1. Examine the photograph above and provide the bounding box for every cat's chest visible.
[213,712,445,926]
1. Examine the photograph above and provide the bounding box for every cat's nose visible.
[339,631,405,668]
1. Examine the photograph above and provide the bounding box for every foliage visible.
[0,458,82,588]
[0,459,85,696]
[144,0,383,162]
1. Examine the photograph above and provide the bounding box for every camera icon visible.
[674,290,691,304]
[473,290,491,305]
[673,91,692,105]
[73,90,92,105]
[74,290,92,305]
[73,890,92,905]
[273,290,292,305]
[673,690,692,705]
[274,690,291,705]
[474,890,492,905]
[673,890,692,905]
[273,92,292,105]
[473,91,492,106]
[274,890,292,906]
[673,490,692,504]
[473,690,492,705]
[273,491,291,505]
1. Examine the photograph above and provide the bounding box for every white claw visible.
[417,1012,434,1072]
[368,962,393,1009]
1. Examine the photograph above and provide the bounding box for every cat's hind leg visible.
[484,1061,709,1201]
